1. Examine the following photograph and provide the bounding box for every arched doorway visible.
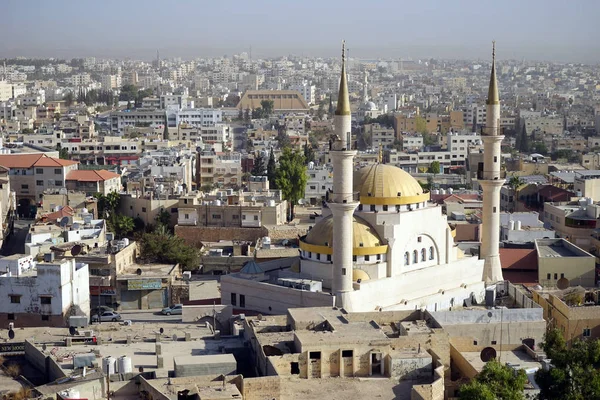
[17,198,36,219]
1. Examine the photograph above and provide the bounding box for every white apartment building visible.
[0,256,90,327]
[401,134,424,151]
[172,125,229,144]
[101,74,122,91]
[175,108,223,128]
[370,126,396,150]
[0,81,26,102]
[110,109,167,135]
[447,131,482,160]
[291,82,316,105]
[305,165,332,204]
[66,73,91,86]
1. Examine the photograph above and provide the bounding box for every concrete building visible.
[65,170,121,196]
[174,108,223,128]
[100,74,121,91]
[535,238,596,288]
[533,287,600,344]
[305,165,332,205]
[0,154,79,218]
[542,199,598,250]
[0,256,90,327]
[237,90,309,112]
[573,170,600,200]
[500,212,555,243]
[291,81,316,105]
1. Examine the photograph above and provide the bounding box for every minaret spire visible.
[329,40,358,310]
[336,40,351,116]
[480,41,504,283]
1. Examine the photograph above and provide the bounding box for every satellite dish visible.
[59,217,69,227]
[73,223,80,230]
[71,245,82,256]
[42,344,47,351]
[480,347,497,362]
[8,329,14,340]
[136,268,142,276]
[557,277,569,290]
[159,327,164,334]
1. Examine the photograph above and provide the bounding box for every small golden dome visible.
[353,269,370,282]
[354,163,430,205]
[300,215,387,256]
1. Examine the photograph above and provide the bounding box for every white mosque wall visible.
[344,256,486,312]
[300,257,388,289]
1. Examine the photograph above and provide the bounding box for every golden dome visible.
[354,163,430,205]
[353,269,370,282]
[300,215,387,256]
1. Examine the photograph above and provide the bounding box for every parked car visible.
[91,311,122,322]
[161,304,183,315]
[94,306,114,314]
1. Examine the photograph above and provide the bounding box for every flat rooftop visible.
[461,350,542,374]
[536,239,592,258]
[117,263,177,279]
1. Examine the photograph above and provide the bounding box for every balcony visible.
[178,218,197,226]
[89,276,112,287]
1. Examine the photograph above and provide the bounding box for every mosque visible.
[221,42,503,313]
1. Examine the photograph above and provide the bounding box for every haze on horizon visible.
[3,0,599,63]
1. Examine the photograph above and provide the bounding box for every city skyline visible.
[3,0,600,63]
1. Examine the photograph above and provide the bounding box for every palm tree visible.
[507,175,525,212]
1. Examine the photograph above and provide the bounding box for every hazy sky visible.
[3,0,599,63]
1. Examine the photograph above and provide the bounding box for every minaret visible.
[481,42,504,283]
[362,71,369,103]
[329,41,358,308]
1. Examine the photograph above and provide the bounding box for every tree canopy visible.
[251,152,266,176]
[267,149,277,189]
[138,225,200,270]
[459,358,528,400]
[428,161,441,175]
[275,148,307,220]
[535,329,600,400]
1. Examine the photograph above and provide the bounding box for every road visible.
[116,310,182,324]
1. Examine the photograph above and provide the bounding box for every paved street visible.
[1,218,32,256]
[115,310,182,324]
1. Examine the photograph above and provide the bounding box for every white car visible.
[91,311,122,322]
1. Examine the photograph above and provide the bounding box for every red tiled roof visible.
[499,248,538,270]
[66,170,120,182]
[0,154,78,169]
[538,185,573,200]
[503,270,539,286]
[40,206,74,221]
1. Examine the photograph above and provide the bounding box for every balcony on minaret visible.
[477,162,506,180]
[326,190,360,204]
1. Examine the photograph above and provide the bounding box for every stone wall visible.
[242,376,281,400]
[175,225,268,246]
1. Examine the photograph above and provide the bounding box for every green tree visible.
[304,142,315,163]
[276,130,292,149]
[415,115,428,134]
[59,147,70,160]
[155,209,171,228]
[109,214,134,239]
[63,92,74,107]
[244,107,251,123]
[427,161,441,175]
[139,226,200,270]
[317,101,326,121]
[119,84,138,102]
[535,329,600,400]
[422,132,436,146]
[275,148,308,220]
[267,148,277,189]
[459,359,527,400]
[22,128,34,134]
[252,152,265,176]
[260,99,274,117]
[508,174,524,192]
[54,112,61,121]
[252,107,264,119]
[163,124,169,140]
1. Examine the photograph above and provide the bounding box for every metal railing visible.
[325,191,360,203]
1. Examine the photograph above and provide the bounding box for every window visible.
[7,313,14,320]
[54,168,61,174]
[383,205,388,211]
[554,274,558,280]
[230,293,237,306]
[342,268,346,275]
[417,236,422,243]
[291,362,300,375]
[10,295,20,304]
[184,214,189,219]
[493,206,497,213]
[239,295,245,308]
[254,215,259,221]
[212,214,221,219]
[36,180,43,186]
[370,205,376,212]
[55,180,63,186]
[561,273,565,279]
[309,351,321,360]
[21,184,28,189]
[413,250,418,264]
[352,255,357,261]
[365,255,370,261]
[421,248,426,262]
[41,315,49,321]
[40,296,51,305]
[547,273,551,280]
[171,208,177,213]
[232,215,239,220]
[316,253,320,260]
[429,246,434,260]
[491,340,497,345]
[36,168,43,174]
[142,207,147,212]
[583,328,591,337]
[342,350,353,358]
[327,254,331,262]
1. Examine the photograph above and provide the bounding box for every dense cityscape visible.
[1,2,600,399]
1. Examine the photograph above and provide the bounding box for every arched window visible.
[413,250,418,264]
[404,252,410,265]
[429,246,435,260]
[421,248,426,262]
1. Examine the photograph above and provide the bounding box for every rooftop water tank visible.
[509,220,515,230]
[102,356,116,375]
[515,220,522,231]
[214,199,222,206]
[117,355,132,374]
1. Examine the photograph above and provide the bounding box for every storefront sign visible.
[127,279,162,290]
[90,286,117,296]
